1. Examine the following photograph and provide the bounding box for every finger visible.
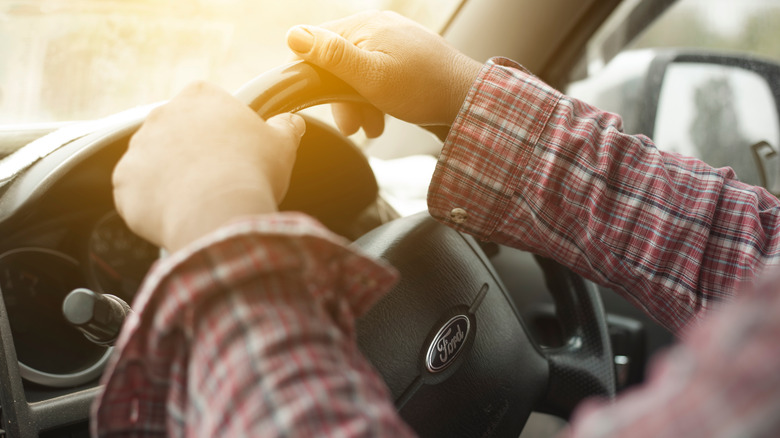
[360,104,385,138]
[266,113,306,147]
[286,25,377,83]
[262,113,305,202]
[267,111,306,134]
[331,103,362,136]
[331,103,385,138]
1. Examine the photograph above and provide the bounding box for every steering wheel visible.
[237,61,617,436]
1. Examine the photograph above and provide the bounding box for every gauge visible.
[86,211,158,299]
[0,248,110,387]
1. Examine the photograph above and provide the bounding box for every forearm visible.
[186,264,408,436]
[429,57,780,334]
[92,213,414,437]
[563,268,780,437]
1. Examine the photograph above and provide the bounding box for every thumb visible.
[287,25,374,82]
[266,113,306,141]
[263,113,305,203]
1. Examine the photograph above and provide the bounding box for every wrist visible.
[445,53,483,125]
[162,183,277,253]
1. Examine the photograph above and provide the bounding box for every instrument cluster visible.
[0,210,156,388]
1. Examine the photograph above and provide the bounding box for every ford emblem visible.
[426,315,471,373]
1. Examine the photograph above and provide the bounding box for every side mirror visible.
[646,51,780,195]
[571,50,780,196]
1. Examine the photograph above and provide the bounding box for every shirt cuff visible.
[120,212,397,346]
[92,212,400,434]
[93,213,398,401]
[427,57,562,240]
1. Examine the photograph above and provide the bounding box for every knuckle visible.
[111,154,132,191]
[111,162,123,187]
[320,37,347,66]
[276,130,301,153]
[126,128,145,153]
[144,105,166,123]
[182,80,211,94]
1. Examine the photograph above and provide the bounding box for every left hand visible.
[112,82,306,252]
[286,10,482,137]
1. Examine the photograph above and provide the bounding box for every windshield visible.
[0,0,462,125]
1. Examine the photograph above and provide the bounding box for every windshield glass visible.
[0,0,462,125]
[632,0,780,60]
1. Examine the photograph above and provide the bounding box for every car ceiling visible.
[445,0,623,87]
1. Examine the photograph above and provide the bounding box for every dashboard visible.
[0,209,157,388]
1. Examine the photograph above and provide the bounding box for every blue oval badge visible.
[426,315,471,373]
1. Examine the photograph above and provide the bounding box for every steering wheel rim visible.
[238,61,617,435]
[234,60,367,118]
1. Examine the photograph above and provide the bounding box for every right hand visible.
[113,82,305,253]
[286,10,482,137]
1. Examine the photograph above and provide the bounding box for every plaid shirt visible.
[93,58,780,437]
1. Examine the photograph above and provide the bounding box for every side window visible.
[653,63,779,188]
[569,0,780,194]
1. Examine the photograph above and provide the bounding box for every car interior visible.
[0,0,778,436]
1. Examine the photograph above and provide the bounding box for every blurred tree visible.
[736,9,780,61]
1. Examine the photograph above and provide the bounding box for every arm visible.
[432,58,780,436]
[101,82,415,436]
[563,267,780,437]
[428,57,780,333]
[287,13,780,334]
[92,214,414,437]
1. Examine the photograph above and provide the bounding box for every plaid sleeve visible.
[429,57,780,334]
[564,267,780,438]
[92,212,415,437]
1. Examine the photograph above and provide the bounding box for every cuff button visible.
[450,208,468,224]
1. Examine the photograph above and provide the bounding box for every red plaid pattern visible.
[94,58,780,437]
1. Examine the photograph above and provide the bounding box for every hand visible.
[286,10,482,137]
[113,82,305,252]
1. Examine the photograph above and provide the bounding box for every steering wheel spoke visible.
[534,256,616,418]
